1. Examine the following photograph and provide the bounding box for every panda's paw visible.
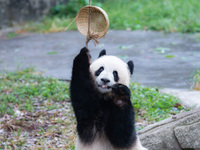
[112,84,131,107]
[74,47,91,66]
[79,47,91,59]
[112,84,130,97]
[80,47,89,55]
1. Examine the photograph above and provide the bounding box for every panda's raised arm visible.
[70,47,101,143]
[70,47,100,111]
[71,47,91,82]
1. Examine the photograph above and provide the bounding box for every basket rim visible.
[76,5,109,39]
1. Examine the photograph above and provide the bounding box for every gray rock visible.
[174,121,200,149]
[138,108,200,150]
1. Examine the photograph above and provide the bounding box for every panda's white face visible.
[90,55,132,93]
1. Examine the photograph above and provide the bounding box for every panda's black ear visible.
[98,49,106,58]
[127,61,134,75]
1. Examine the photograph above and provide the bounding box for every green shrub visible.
[50,0,102,17]
[130,83,187,123]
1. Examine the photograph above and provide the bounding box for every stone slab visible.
[138,108,200,150]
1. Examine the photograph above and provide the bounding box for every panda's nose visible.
[101,78,110,84]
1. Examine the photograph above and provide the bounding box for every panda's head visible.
[90,50,134,93]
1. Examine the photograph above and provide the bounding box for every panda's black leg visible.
[105,84,137,148]
[70,47,102,144]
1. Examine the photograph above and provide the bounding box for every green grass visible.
[0,68,69,116]
[130,83,186,123]
[0,68,187,123]
[102,0,200,32]
[21,0,200,33]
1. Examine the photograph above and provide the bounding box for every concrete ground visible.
[160,88,200,108]
[0,30,200,107]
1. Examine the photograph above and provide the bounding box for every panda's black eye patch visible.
[95,66,104,76]
[113,71,119,82]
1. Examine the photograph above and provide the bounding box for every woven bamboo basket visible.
[76,6,109,39]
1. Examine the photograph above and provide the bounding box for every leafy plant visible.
[50,0,102,17]
[165,55,175,58]
[130,83,188,123]
[7,32,18,39]
[50,1,84,17]
[192,70,200,90]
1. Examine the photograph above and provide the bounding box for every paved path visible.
[160,88,200,108]
[1,30,200,89]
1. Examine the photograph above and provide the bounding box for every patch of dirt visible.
[0,101,76,149]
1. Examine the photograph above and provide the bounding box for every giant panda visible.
[70,47,147,150]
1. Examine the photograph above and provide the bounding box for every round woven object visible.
[76,6,109,39]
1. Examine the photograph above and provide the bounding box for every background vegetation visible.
[23,0,200,33]
[0,68,187,124]
[192,70,200,90]
[0,68,189,149]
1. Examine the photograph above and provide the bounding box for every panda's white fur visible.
[90,55,131,93]
[71,48,147,150]
[76,134,147,150]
